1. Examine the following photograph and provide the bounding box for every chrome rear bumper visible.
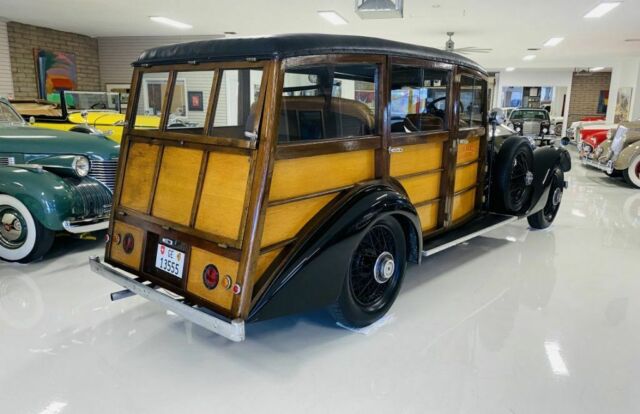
[89,256,245,342]
[582,157,613,174]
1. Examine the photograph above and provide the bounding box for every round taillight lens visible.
[203,265,219,290]
[122,233,134,254]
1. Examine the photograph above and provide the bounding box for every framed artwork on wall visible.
[597,90,609,114]
[188,91,204,111]
[614,87,633,123]
[106,83,131,112]
[34,49,78,99]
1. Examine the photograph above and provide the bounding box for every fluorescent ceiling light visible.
[149,16,192,29]
[318,10,348,25]
[584,2,621,18]
[522,55,536,61]
[505,67,516,72]
[590,67,605,71]
[544,37,564,47]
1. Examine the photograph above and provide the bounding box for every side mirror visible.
[28,116,35,125]
[560,137,571,146]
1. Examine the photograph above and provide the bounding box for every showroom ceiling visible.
[0,0,638,69]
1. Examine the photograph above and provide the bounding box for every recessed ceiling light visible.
[506,67,516,72]
[590,67,605,72]
[224,31,237,35]
[149,16,192,29]
[527,48,541,51]
[544,37,564,47]
[318,10,348,25]
[625,38,640,42]
[523,55,537,61]
[584,2,621,18]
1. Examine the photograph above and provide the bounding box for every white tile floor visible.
[1,149,639,414]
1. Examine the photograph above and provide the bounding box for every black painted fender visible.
[248,181,422,322]
[527,146,571,215]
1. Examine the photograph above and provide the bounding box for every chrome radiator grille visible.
[65,178,113,219]
[89,160,118,192]
[0,157,15,166]
[523,121,540,135]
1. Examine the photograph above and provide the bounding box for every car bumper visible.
[63,217,109,234]
[582,157,613,174]
[89,256,246,342]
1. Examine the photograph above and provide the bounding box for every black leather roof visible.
[134,33,486,74]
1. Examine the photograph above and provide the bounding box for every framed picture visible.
[106,83,131,111]
[188,91,204,111]
[614,87,633,123]
[34,49,78,99]
[597,90,609,114]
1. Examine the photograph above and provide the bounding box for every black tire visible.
[493,137,535,213]
[0,195,55,263]
[606,169,622,178]
[527,168,564,229]
[330,217,407,328]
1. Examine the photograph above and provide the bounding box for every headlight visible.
[583,145,592,154]
[515,126,521,132]
[72,156,90,177]
[543,128,549,134]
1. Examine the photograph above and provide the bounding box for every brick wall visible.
[567,71,611,124]
[7,21,100,99]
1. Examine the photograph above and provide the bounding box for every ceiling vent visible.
[355,0,403,19]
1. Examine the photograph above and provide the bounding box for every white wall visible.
[97,35,222,87]
[0,18,14,98]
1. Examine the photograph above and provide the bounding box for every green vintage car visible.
[0,97,119,263]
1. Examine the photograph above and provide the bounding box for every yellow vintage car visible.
[11,91,161,142]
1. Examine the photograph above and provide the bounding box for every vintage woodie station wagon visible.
[89,34,571,341]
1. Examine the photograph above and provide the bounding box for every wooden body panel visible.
[454,162,479,193]
[452,188,476,222]
[253,248,283,285]
[389,141,443,177]
[456,135,480,165]
[186,247,238,310]
[120,143,160,212]
[399,172,441,204]
[110,221,144,271]
[416,202,439,231]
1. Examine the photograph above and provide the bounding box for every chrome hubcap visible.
[552,188,563,206]
[0,207,27,249]
[525,171,534,186]
[373,252,395,284]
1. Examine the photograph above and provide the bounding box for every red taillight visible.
[203,265,219,290]
[122,233,134,254]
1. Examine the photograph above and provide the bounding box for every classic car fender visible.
[0,166,78,231]
[614,142,640,170]
[248,181,422,322]
[527,146,571,215]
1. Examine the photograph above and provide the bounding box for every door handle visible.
[458,139,470,145]
[388,146,404,153]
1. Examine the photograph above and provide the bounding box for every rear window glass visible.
[134,72,169,130]
[211,68,264,139]
[459,75,485,128]
[166,70,214,134]
[279,64,378,143]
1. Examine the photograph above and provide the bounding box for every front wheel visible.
[527,168,564,229]
[622,156,640,188]
[330,217,407,328]
[0,195,55,263]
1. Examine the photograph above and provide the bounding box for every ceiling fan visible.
[444,32,492,54]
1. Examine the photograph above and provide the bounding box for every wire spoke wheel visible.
[510,152,531,209]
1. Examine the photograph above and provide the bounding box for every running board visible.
[422,213,518,257]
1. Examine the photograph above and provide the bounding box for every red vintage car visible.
[578,125,616,158]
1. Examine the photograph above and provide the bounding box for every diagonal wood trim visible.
[158,71,177,132]
[203,69,221,136]
[146,145,165,214]
[267,184,354,207]
[189,150,210,227]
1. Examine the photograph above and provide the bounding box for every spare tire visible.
[493,137,534,213]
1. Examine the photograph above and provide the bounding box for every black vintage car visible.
[90,34,571,341]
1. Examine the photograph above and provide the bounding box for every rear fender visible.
[614,143,640,170]
[0,166,77,230]
[527,146,571,215]
[248,181,421,322]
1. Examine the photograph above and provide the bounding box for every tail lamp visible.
[122,233,135,254]
[203,265,220,290]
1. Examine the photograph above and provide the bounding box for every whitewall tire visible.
[0,195,55,263]
[623,156,640,189]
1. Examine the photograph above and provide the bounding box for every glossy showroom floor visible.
[1,148,639,414]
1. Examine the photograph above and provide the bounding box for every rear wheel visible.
[606,169,622,178]
[622,156,640,188]
[0,195,55,263]
[527,168,564,229]
[494,138,535,213]
[330,217,407,328]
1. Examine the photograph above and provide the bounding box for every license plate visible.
[155,244,185,278]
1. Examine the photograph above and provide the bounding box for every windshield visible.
[0,101,25,126]
[62,91,121,112]
[510,110,548,121]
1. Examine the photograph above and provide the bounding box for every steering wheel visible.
[425,97,446,119]
[90,102,107,109]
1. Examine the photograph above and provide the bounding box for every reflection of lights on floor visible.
[571,209,587,218]
[544,341,570,376]
[506,236,517,242]
[39,401,67,414]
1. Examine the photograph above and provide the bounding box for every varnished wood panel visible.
[270,150,375,201]
[452,188,476,222]
[110,221,144,271]
[261,193,336,248]
[399,172,441,205]
[417,202,439,231]
[456,135,480,165]
[390,141,443,177]
[454,162,479,193]
[120,143,160,212]
[186,246,238,310]
[253,248,283,284]
[152,147,203,226]
[195,152,251,240]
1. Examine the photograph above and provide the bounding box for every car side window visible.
[279,64,378,143]
[459,75,484,128]
[390,65,449,133]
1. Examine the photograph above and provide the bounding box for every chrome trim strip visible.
[89,256,246,342]
[422,216,519,257]
[62,219,109,234]
[581,157,613,173]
